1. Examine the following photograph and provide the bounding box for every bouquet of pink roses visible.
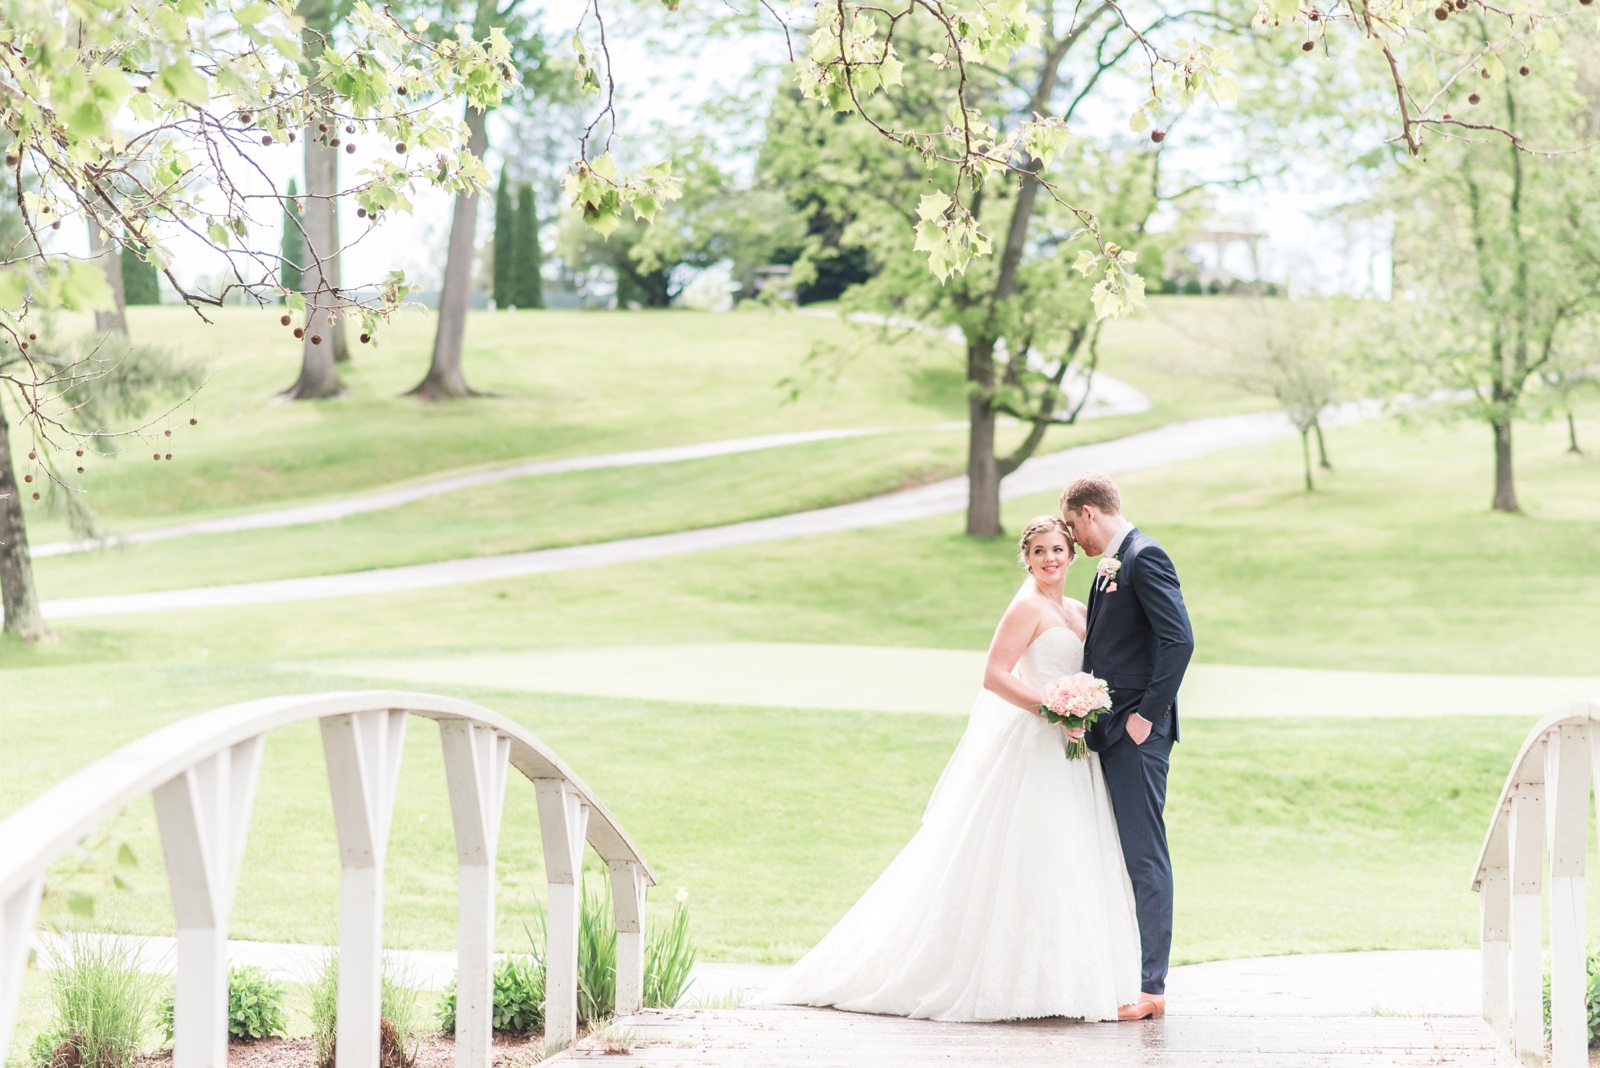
[1039,672,1114,760]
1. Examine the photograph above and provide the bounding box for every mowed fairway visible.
[2,397,1596,968]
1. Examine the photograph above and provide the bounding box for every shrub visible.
[29,935,160,1068]
[435,946,546,1036]
[1181,278,1202,295]
[158,965,289,1043]
[1541,945,1600,1047]
[309,956,422,1068]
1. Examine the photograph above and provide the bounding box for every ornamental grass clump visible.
[158,965,288,1043]
[644,890,698,1010]
[29,935,160,1068]
[310,955,423,1068]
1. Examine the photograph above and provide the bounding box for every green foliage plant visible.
[29,935,160,1068]
[576,879,616,1026]
[278,179,304,297]
[157,965,289,1043]
[435,937,546,1036]
[644,890,697,1010]
[492,169,514,309]
[511,184,543,310]
[119,246,160,307]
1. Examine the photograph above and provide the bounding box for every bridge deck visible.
[561,1006,1506,1067]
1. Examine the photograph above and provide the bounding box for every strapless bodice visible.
[1017,627,1084,690]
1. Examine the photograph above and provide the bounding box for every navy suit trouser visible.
[1098,709,1174,996]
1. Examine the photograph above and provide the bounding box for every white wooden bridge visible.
[3,693,1597,1068]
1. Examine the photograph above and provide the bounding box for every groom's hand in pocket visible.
[1126,712,1153,746]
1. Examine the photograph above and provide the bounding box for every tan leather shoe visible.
[1116,993,1166,1021]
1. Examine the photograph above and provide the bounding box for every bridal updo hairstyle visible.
[1017,515,1075,569]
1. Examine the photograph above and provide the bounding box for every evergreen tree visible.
[120,242,161,305]
[278,177,304,299]
[492,168,514,308]
[511,182,542,309]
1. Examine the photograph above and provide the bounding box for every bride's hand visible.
[1063,726,1086,741]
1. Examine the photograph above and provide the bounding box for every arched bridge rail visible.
[1471,699,1600,1068]
[0,690,656,1067]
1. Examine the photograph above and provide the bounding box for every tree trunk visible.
[87,214,128,336]
[1314,418,1332,469]
[285,132,344,399]
[1567,409,1581,454]
[1491,417,1519,512]
[1300,428,1314,492]
[411,105,489,401]
[966,337,1002,538]
[0,406,47,640]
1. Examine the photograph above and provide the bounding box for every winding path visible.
[37,402,1375,620]
[32,368,1153,560]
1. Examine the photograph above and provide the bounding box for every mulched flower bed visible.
[135,1032,546,1068]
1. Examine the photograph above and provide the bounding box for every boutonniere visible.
[1096,556,1121,592]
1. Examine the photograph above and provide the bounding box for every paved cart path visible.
[30,368,1152,560]
[37,403,1377,621]
[302,644,1600,720]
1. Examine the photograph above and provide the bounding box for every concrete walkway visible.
[32,933,1484,1018]
[39,404,1375,621]
[567,951,1503,1067]
[301,644,1600,719]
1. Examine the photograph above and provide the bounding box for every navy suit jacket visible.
[1083,528,1195,751]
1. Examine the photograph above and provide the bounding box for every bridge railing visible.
[1472,699,1600,1068]
[0,690,656,1067]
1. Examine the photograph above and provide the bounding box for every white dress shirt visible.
[1103,519,1135,559]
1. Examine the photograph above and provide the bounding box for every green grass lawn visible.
[11,400,1597,675]
[1,400,1595,983]
[3,302,1597,1029]
[0,658,1552,967]
[27,299,1264,541]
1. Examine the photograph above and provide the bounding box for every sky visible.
[68,0,1393,303]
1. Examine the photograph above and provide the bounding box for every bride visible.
[757,516,1142,1022]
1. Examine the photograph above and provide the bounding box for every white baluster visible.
[439,722,510,1068]
[1478,815,1511,1048]
[1546,724,1591,1068]
[1508,775,1546,1067]
[536,780,589,1052]
[610,861,647,1016]
[0,874,44,1066]
[153,737,267,1068]
[323,710,409,1068]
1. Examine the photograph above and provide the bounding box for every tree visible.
[1541,314,1598,455]
[408,0,568,399]
[564,136,787,307]
[1,328,203,640]
[121,246,162,307]
[2,0,512,631]
[279,178,306,299]
[492,169,515,307]
[87,216,128,337]
[758,20,1190,535]
[1198,299,1346,490]
[1378,23,1600,511]
[511,183,543,309]
[286,0,355,397]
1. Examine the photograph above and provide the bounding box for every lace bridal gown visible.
[757,626,1142,1022]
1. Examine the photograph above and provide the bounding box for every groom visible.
[1060,472,1194,1021]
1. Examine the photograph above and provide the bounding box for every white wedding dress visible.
[757,626,1142,1022]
